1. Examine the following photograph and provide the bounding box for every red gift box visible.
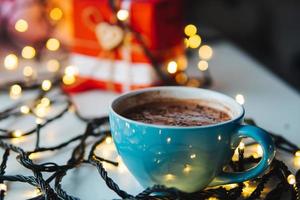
[65,0,184,93]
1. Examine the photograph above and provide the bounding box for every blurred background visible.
[0,0,299,92]
[187,0,300,91]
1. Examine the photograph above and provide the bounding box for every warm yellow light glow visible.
[63,75,76,85]
[35,118,44,125]
[188,35,201,49]
[177,56,188,71]
[4,54,18,70]
[175,73,188,85]
[46,38,60,51]
[164,174,176,181]
[256,144,263,157]
[0,183,7,192]
[68,105,76,113]
[29,152,41,160]
[190,154,196,159]
[23,66,34,77]
[287,174,296,185]
[49,7,63,21]
[208,197,218,200]
[35,106,47,118]
[46,59,60,72]
[186,79,200,87]
[184,24,197,37]
[224,183,239,190]
[15,19,28,32]
[40,97,51,107]
[20,105,30,114]
[34,188,42,196]
[199,45,213,60]
[105,137,112,144]
[167,61,178,74]
[235,94,245,105]
[295,150,300,157]
[41,80,52,91]
[238,142,245,150]
[242,182,256,197]
[183,164,192,174]
[184,38,189,48]
[294,156,300,167]
[10,84,22,99]
[12,130,23,138]
[117,9,129,21]
[21,46,36,59]
[118,162,128,173]
[198,60,208,71]
[64,65,78,76]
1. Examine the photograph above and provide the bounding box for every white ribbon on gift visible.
[70,53,159,89]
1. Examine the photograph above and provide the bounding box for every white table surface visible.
[0,42,299,199]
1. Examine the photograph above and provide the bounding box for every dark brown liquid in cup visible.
[122,99,231,126]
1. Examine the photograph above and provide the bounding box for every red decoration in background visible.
[64,0,185,93]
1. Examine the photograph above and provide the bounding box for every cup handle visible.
[209,125,275,187]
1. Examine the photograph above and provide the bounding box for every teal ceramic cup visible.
[109,87,275,192]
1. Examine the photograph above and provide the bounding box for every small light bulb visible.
[12,130,23,138]
[198,60,208,71]
[183,164,192,174]
[184,38,190,48]
[190,154,196,159]
[175,73,188,85]
[235,94,245,105]
[35,118,44,125]
[164,173,176,181]
[34,188,42,196]
[117,9,129,21]
[21,46,36,59]
[105,137,112,144]
[167,61,178,74]
[35,105,47,118]
[62,75,76,85]
[15,19,28,32]
[177,56,188,71]
[287,174,296,185]
[41,80,52,91]
[20,105,30,114]
[64,65,78,76]
[166,137,171,143]
[199,45,213,60]
[49,7,63,21]
[295,150,300,157]
[10,84,22,99]
[0,183,7,192]
[46,38,60,51]
[294,155,300,167]
[23,66,34,77]
[4,54,18,70]
[184,24,197,37]
[188,35,201,49]
[40,97,50,107]
[29,153,41,160]
[46,59,60,72]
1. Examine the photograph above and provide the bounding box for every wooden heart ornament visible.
[95,22,124,51]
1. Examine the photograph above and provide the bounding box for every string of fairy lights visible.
[0,2,299,200]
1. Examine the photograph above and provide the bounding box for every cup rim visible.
[109,86,245,129]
